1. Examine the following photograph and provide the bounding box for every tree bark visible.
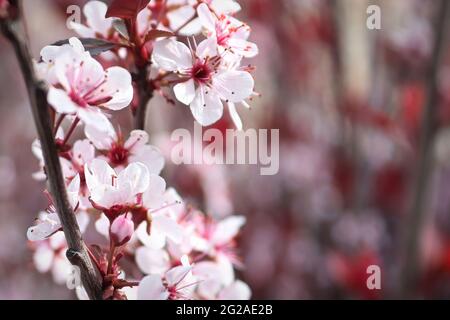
[0,2,103,300]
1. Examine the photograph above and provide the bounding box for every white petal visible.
[118,162,150,195]
[52,255,71,285]
[85,159,116,190]
[124,130,149,151]
[95,213,111,239]
[91,67,133,111]
[212,216,246,245]
[227,38,259,58]
[211,0,241,14]
[167,5,201,36]
[196,37,218,59]
[27,212,62,241]
[67,174,81,209]
[197,3,216,33]
[218,280,251,300]
[76,210,90,234]
[136,221,166,249]
[70,22,95,38]
[174,79,196,105]
[190,87,223,126]
[136,247,170,275]
[165,264,192,287]
[152,39,193,72]
[33,246,54,273]
[142,175,167,210]
[138,275,169,300]
[213,70,254,103]
[130,145,165,175]
[84,121,116,150]
[152,215,183,244]
[77,107,112,132]
[228,102,243,130]
[73,139,95,166]
[84,1,113,36]
[47,87,78,114]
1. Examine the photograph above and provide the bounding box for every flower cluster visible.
[69,0,258,129]
[26,0,255,300]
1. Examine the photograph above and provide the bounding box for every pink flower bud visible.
[110,213,134,246]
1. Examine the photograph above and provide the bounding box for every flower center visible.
[108,144,130,166]
[69,90,88,108]
[191,61,211,84]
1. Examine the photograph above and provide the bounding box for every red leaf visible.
[145,29,174,42]
[106,0,150,19]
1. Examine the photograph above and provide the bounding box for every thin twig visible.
[400,0,450,297]
[0,3,103,299]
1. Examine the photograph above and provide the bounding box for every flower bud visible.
[110,213,134,246]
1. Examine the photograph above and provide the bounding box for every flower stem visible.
[0,1,103,299]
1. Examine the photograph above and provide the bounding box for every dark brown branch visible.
[134,66,153,130]
[0,4,103,300]
[400,0,450,297]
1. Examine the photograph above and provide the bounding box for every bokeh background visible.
[1,0,450,299]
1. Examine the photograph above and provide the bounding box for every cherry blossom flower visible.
[137,255,197,300]
[39,37,133,131]
[69,1,115,39]
[152,38,254,126]
[27,175,84,241]
[84,159,150,215]
[193,260,250,299]
[197,3,258,58]
[84,122,164,174]
[166,0,242,36]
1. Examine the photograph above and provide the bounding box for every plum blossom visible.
[193,261,250,299]
[69,1,115,39]
[39,37,133,131]
[27,175,84,241]
[84,159,150,215]
[137,256,197,300]
[197,3,258,58]
[84,122,164,174]
[152,38,254,126]
[166,0,242,36]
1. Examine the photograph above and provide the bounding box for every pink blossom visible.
[84,122,164,174]
[152,38,254,126]
[197,3,258,58]
[110,213,135,246]
[39,37,133,131]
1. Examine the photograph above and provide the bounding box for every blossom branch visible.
[400,0,450,297]
[134,66,153,130]
[0,1,103,300]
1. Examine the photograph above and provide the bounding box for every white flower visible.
[85,122,165,174]
[218,280,251,300]
[137,255,196,300]
[27,175,81,241]
[135,246,171,275]
[153,38,254,126]
[136,185,185,250]
[197,3,258,58]
[166,0,242,36]
[84,159,150,210]
[69,1,115,38]
[40,37,133,131]
[193,260,250,299]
